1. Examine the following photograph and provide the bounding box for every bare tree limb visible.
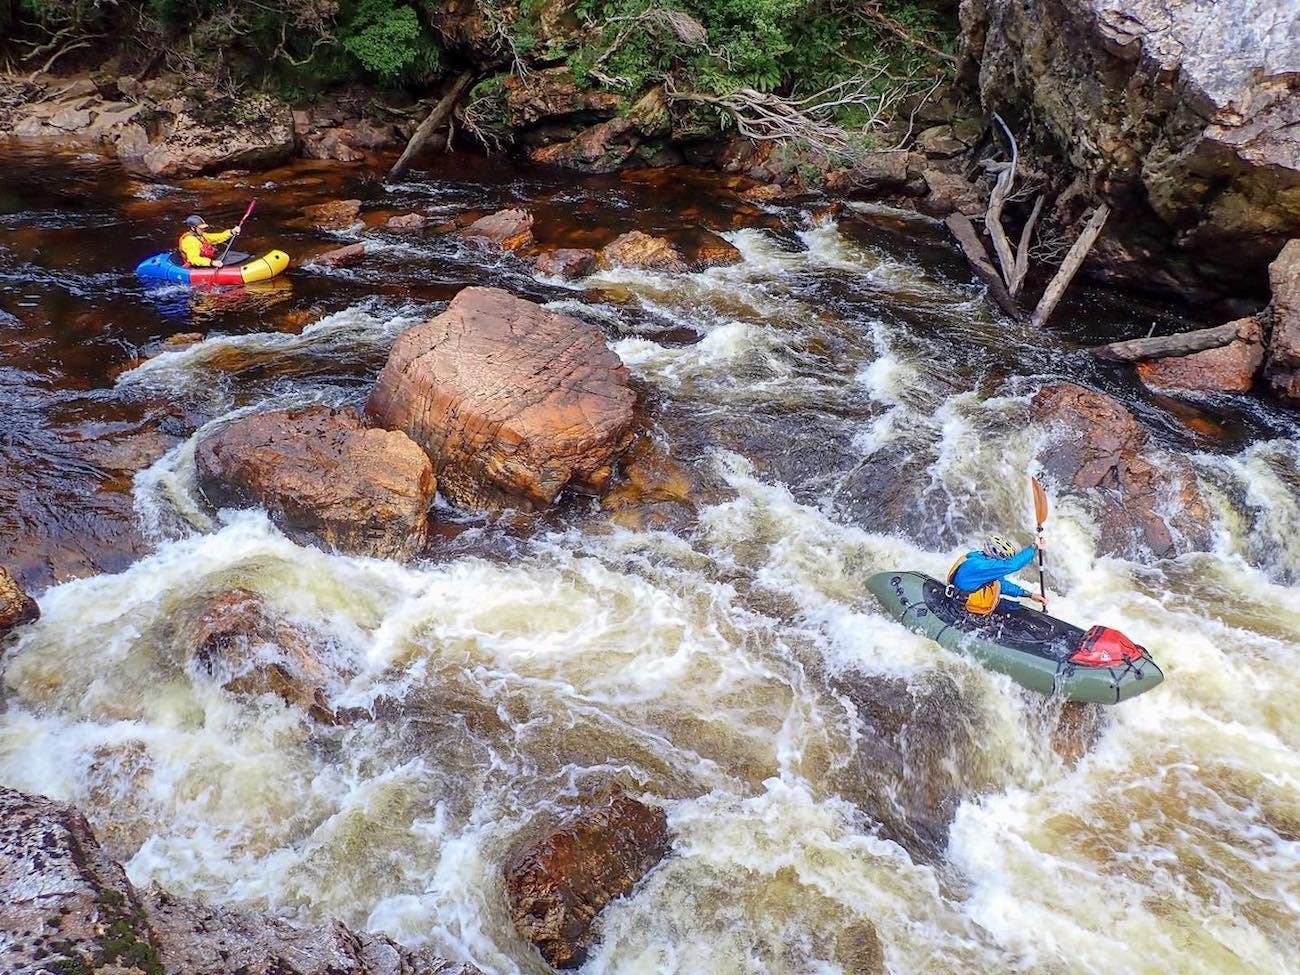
[946,213,1023,319]
[1091,320,1248,362]
[1031,203,1110,328]
[860,2,957,65]
[1009,193,1044,298]
[388,71,475,180]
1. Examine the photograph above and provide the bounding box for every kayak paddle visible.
[219,198,257,263]
[1031,475,1048,611]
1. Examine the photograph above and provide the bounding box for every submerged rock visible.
[367,287,637,511]
[600,231,688,273]
[183,589,337,722]
[0,786,482,975]
[1031,383,1211,558]
[1266,239,1300,400]
[504,793,671,969]
[833,671,985,859]
[312,241,367,268]
[1137,317,1265,393]
[195,406,437,562]
[960,0,1300,294]
[302,198,363,230]
[0,566,39,639]
[535,247,597,280]
[386,212,428,231]
[463,208,535,252]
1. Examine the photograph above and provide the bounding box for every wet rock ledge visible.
[0,786,482,975]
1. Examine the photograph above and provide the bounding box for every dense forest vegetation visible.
[3,0,957,143]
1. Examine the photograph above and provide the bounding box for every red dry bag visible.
[1070,626,1145,667]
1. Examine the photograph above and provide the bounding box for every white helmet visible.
[982,534,1017,559]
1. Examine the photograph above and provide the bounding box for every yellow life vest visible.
[946,553,1000,616]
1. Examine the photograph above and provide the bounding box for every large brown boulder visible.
[536,247,597,280]
[366,287,637,511]
[1266,239,1300,399]
[195,406,436,561]
[1137,317,1265,393]
[0,786,481,975]
[504,793,671,969]
[960,0,1300,295]
[311,242,367,268]
[463,208,535,252]
[131,94,296,178]
[1031,384,1211,558]
[0,566,38,639]
[183,589,337,722]
[600,231,688,273]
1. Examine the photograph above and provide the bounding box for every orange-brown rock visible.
[164,331,205,346]
[367,287,637,511]
[312,242,366,268]
[0,566,38,639]
[740,182,788,202]
[600,231,687,273]
[1266,239,1300,400]
[184,589,336,722]
[463,208,534,252]
[536,247,597,280]
[302,198,362,230]
[691,231,742,269]
[1031,383,1211,558]
[195,406,436,561]
[1050,701,1107,766]
[386,212,428,231]
[504,793,671,969]
[1137,317,1264,393]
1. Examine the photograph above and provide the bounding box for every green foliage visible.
[557,0,952,116]
[340,0,441,83]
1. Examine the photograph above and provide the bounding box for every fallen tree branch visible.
[946,213,1022,319]
[1031,203,1110,328]
[1091,320,1248,362]
[388,71,475,181]
[860,2,957,65]
[1009,194,1044,298]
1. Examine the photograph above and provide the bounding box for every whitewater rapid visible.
[2,210,1298,975]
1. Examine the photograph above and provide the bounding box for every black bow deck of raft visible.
[866,571,1164,704]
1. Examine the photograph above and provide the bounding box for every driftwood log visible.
[1092,319,1251,362]
[946,213,1022,318]
[388,71,475,180]
[1031,204,1110,328]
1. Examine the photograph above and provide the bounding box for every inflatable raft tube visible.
[135,250,290,285]
[866,571,1164,704]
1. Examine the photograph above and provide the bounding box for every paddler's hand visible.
[1035,535,1047,553]
[212,260,224,268]
[1028,593,1048,608]
[231,226,241,236]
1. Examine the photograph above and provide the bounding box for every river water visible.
[1,143,1298,975]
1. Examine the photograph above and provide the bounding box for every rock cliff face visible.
[959,0,1300,295]
[0,786,482,975]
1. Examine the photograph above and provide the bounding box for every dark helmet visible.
[185,214,205,228]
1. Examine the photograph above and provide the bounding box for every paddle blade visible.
[1031,476,1049,526]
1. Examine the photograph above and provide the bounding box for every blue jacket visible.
[951,547,1035,598]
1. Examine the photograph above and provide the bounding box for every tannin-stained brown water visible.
[1,140,1298,975]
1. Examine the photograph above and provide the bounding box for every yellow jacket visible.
[177,228,233,267]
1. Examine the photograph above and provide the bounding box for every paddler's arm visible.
[203,228,234,244]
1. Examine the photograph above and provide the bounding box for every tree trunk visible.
[946,213,1022,319]
[1092,320,1247,362]
[1030,204,1110,328]
[388,71,475,181]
